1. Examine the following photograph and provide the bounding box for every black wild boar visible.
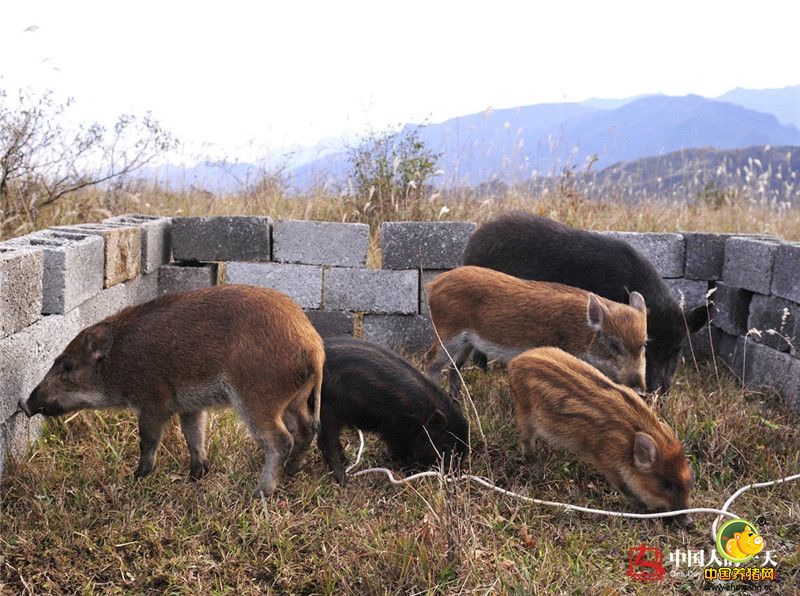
[314,336,469,484]
[20,285,325,497]
[463,212,708,392]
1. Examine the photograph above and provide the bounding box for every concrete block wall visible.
[3,214,800,477]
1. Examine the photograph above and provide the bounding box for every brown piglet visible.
[426,266,648,396]
[19,284,325,498]
[508,347,693,524]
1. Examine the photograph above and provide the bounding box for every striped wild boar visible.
[508,347,693,523]
[313,336,469,484]
[426,266,648,396]
[19,285,324,498]
[462,212,709,393]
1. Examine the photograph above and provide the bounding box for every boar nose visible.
[671,513,694,528]
[18,397,32,418]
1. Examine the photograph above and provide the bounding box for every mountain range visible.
[149,84,800,196]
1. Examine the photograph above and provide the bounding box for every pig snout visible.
[18,397,33,417]
[668,513,694,528]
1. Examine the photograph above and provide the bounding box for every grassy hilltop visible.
[1,186,800,593]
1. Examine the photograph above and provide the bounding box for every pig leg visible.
[317,416,347,485]
[284,393,314,476]
[447,342,474,398]
[134,408,171,479]
[179,410,209,479]
[250,413,294,498]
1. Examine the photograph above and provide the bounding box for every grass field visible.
[2,189,800,593]
[2,353,799,593]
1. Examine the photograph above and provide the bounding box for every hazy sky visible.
[2,1,798,161]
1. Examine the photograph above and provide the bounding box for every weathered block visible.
[419,270,446,315]
[6,231,104,314]
[125,271,159,305]
[785,359,800,410]
[737,338,794,394]
[53,223,141,287]
[105,214,171,273]
[602,232,685,278]
[0,245,43,338]
[722,237,781,294]
[226,262,321,308]
[75,283,130,329]
[664,278,710,311]
[323,268,418,314]
[1,411,43,477]
[771,242,800,303]
[273,220,369,267]
[0,310,82,421]
[710,282,752,336]
[362,314,434,353]
[171,216,271,262]
[683,233,730,281]
[713,329,742,370]
[747,294,798,353]
[158,263,218,297]
[303,310,355,337]
[381,221,477,270]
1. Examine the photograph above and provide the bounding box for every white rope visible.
[710,472,800,540]
[346,430,799,525]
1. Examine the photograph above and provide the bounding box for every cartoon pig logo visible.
[716,519,765,563]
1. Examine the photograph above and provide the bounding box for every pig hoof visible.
[133,464,154,479]
[189,460,210,480]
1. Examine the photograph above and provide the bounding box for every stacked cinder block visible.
[0,216,172,477]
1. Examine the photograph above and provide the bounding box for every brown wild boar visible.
[426,266,648,396]
[19,285,324,497]
[508,347,693,523]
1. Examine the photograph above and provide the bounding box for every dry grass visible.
[2,356,799,594]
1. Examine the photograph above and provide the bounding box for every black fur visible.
[462,212,708,392]
[317,337,469,484]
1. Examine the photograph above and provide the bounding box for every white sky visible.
[2,0,798,162]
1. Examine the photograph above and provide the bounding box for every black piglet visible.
[316,336,469,484]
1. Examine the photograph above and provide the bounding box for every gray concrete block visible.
[722,237,781,294]
[171,216,271,262]
[683,233,730,281]
[419,269,446,315]
[747,294,799,354]
[737,338,794,394]
[381,221,477,270]
[0,245,43,338]
[226,262,322,308]
[362,314,434,354]
[125,271,159,305]
[158,263,218,297]
[53,223,142,287]
[602,232,685,278]
[6,230,104,314]
[323,268,418,314]
[76,283,130,329]
[710,282,752,336]
[681,326,720,362]
[303,310,355,337]
[0,310,82,421]
[713,329,743,371]
[273,220,370,267]
[771,242,800,303]
[105,214,172,273]
[785,359,800,410]
[664,278,710,311]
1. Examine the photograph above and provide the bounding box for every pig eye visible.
[61,360,75,373]
[659,478,675,492]
[608,337,624,355]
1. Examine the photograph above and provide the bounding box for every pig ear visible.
[424,409,447,432]
[586,293,605,331]
[629,291,647,313]
[685,305,709,333]
[633,432,658,471]
[86,322,113,361]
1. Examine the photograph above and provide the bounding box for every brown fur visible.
[426,266,648,394]
[508,347,693,516]
[21,285,325,497]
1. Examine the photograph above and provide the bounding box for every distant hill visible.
[289,93,800,189]
[717,85,800,129]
